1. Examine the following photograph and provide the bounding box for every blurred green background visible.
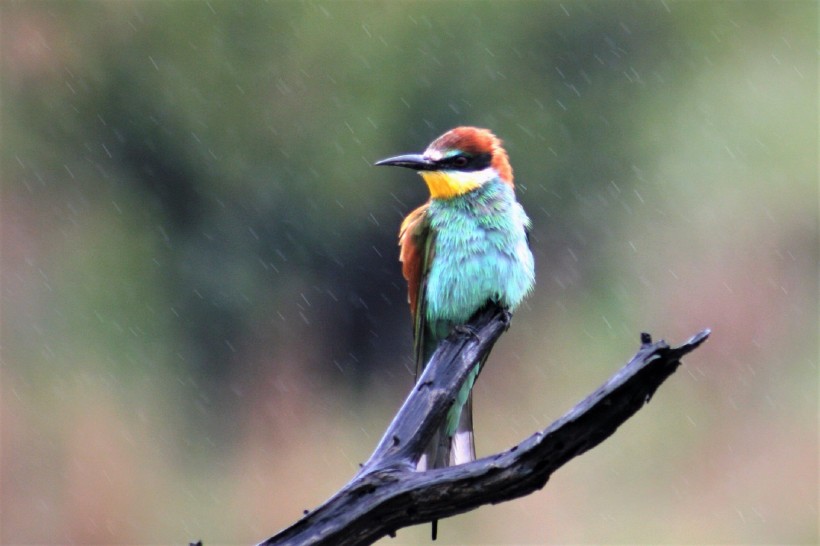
[2,1,816,544]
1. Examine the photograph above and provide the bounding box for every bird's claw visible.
[454,323,481,341]
[500,308,512,329]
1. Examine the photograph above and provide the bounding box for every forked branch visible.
[245,305,710,546]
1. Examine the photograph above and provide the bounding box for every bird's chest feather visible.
[424,191,534,323]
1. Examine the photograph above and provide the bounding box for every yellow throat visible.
[420,170,484,199]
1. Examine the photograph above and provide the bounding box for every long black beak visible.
[373,153,436,170]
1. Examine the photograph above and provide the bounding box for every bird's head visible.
[375,126,513,199]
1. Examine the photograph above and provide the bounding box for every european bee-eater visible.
[375,127,535,476]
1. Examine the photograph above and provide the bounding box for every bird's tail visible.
[449,393,476,465]
[418,366,480,541]
[423,395,476,540]
[417,365,479,471]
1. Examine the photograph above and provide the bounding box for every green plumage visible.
[416,177,534,467]
[376,126,535,539]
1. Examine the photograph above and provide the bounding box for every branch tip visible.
[687,328,711,347]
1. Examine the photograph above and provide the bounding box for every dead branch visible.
[242,305,708,546]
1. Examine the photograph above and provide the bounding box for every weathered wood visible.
[250,306,709,546]
[362,306,512,473]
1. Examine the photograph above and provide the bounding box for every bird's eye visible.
[452,155,469,168]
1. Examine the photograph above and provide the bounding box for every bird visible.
[375,127,535,536]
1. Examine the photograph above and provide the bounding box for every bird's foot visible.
[454,323,481,341]
[500,308,512,329]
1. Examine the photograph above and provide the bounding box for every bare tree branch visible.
[247,305,710,546]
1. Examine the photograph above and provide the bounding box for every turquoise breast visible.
[425,179,535,326]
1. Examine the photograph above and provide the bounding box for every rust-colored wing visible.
[398,203,434,381]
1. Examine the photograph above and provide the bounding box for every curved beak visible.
[373,153,436,171]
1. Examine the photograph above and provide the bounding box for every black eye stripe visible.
[438,152,492,172]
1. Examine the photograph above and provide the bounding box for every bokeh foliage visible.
[2,1,816,543]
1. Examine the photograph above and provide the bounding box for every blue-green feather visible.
[426,179,534,324]
[421,177,534,443]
